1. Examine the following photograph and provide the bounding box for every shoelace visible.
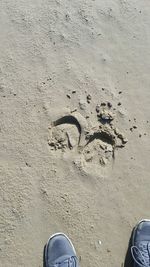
[52,256,77,267]
[131,243,150,267]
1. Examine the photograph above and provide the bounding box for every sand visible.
[0,0,150,266]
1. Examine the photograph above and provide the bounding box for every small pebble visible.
[107,102,112,108]
[119,91,122,94]
[122,137,128,144]
[133,125,137,129]
[71,108,77,113]
[67,94,71,99]
[118,102,122,106]
[139,134,142,138]
[96,104,101,113]
[101,102,106,106]
[87,94,92,103]
[99,110,114,122]
[72,90,76,94]
[25,162,31,167]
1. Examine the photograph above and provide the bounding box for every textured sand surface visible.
[0,1,150,266]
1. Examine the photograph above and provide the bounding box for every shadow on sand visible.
[43,245,46,267]
[124,228,134,267]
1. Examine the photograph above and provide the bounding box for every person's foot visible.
[131,219,150,267]
[45,233,79,267]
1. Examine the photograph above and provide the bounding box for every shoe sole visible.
[45,233,76,267]
[132,219,150,245]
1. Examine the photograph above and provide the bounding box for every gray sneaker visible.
[131,219,150,267]
[45,233,79,267]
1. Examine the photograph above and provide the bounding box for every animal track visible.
[52,113,84,146]
[48,108,128,166]
[50,111,88,147]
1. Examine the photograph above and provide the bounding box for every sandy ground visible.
[0,0,150,266]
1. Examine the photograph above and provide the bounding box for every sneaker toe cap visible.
[134,220,150,243]
[45,234,76,265]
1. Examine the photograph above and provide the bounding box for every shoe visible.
[131,219,150,267]
[45,233,79,267]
